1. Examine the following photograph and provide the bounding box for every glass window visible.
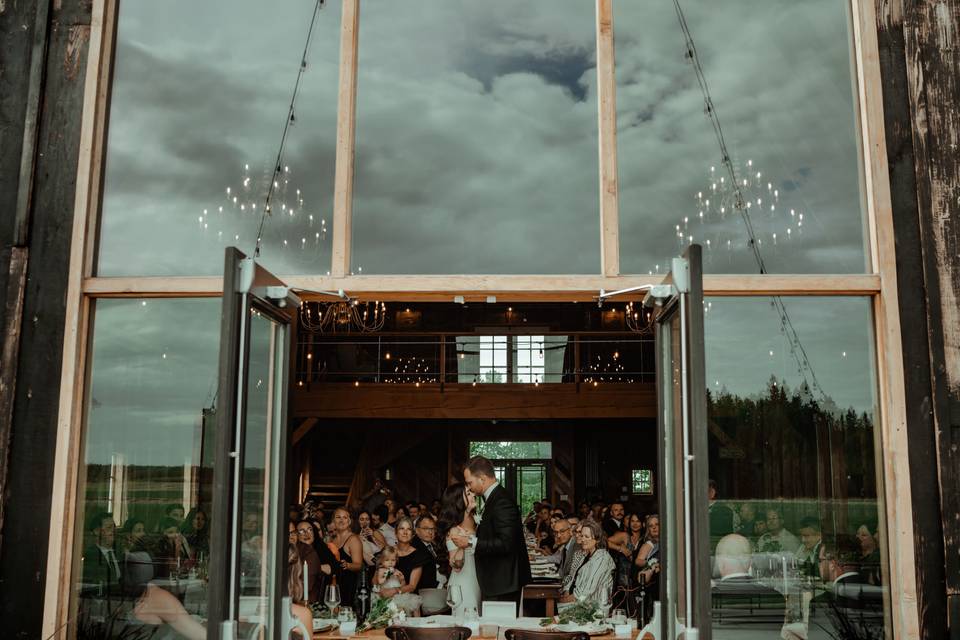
[632,469,653,495]
[351,0,600,274]
[514,336,546,383]
[615,1,868,275]
[71,298,219,639]
[97,0,340,277]
[479,336,508,383]
[704,297,887,637]
[469,442,552,460]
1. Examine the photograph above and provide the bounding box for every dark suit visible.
[475,484,531,600]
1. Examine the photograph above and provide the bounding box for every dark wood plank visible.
[293,383,657,420]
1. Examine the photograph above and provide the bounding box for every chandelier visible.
[625,301,654,334]
[300,299,387,333]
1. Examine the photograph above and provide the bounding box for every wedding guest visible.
[155,517,192,577]
[373,504,398,546]
[119,517,149,556]
[590,502,605,523]
[560,520,615,608]
[712,534,785,623]
[358,509,387,565]
[332,507,364,605]
[287,543,315,635]
[607,512,641,589]
[430,500,442,519]
[603,502,625,538]
[372,546,422,615]
[82,511,122,597]
[384,498,399,525]
[288,522,325,603]
[562,522,587,592]
[361,476,392,513]
[736,502,760,541]
[578,502,592,521]
[181,508,210,560]
[391,517,436,600]
[815,535,872,610]
[795,517,823,579]
[164,504,186,528]
[296,519,336,582]
[757,508,799,554]
[708,480,735,549]
[543,518,577,582]
[635,515,661,591]
[856,522,882,585]
[407,503,421,521]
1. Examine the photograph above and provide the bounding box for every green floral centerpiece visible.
[359,598,406,632]
[540,599,605,627]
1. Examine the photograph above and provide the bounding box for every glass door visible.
[653,245,711,639]
[207,248,304,639]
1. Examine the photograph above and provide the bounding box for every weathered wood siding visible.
[878,0,960,637]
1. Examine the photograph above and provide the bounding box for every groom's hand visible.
[450,534,470,549]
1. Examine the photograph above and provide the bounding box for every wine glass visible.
[324,584,341,616]
[446,585,462,617]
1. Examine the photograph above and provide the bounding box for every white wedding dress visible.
[446,526,482,617]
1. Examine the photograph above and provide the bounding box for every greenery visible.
[541,599,605,627]
[358,597,403,631]
[469,441,552,459]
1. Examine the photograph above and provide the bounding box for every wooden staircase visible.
[305,475,352,507]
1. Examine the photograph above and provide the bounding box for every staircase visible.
[305,475,352,507]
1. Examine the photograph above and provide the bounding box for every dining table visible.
[314,615,648,640]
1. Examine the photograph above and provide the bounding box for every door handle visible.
[280,596,312,639]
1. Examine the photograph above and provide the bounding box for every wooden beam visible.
[81,273,882,300]
[293,383,656,419]
[596,0,619,277]
[331,0,359,277]
[42,0,113,637]
[292,417,318,446]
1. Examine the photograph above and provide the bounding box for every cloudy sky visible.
[85,1,879,468]
[97,0,866,276]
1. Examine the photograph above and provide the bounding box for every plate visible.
[312,621,337,633]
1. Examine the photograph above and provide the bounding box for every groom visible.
[452,455,531,604]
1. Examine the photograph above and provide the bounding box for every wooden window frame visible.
[41,1,920,639]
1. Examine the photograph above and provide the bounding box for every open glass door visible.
[207,248,305,639]
[651,245,711,639]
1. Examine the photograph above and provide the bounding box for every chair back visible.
[385,625,473,640]
[504,630,589,640]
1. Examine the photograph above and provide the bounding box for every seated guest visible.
[562,521,587,592]
[407,502,421,522]
[430,500,442,519]
[530,503,554,548]
[578,501,592,521]
[543,517,578,582]
[816,535,873,609]
[295,519,336,591]
[590,502,605,523]
[286,543,315,635]
[181,508,210,560]
[392,517,436,599]
[384,498,399,525]
[712,533,786,624]
[795,517,823,579]
[525,501,545,530]
[164,504,186,528]
[635,515,661,592]
[155,517,192,577]
[855,522,882,585]
[288,522,325,603]
[119,517,149,556]
[373,504,398,546]
[358,509,387,565]
[415,514,443,586]
[82,511,123,598]
[603,502,625,538]
[607,511,638,590]
[708,481,735,550]
[757,508,799,554]
[560,520,615,609]
[736,502,761,541]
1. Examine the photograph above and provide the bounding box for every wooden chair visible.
[385,625,473,640]
[504,629,590,640]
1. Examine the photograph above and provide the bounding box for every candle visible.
[303,561,309,603]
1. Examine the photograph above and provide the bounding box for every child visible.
[372,546,422,615]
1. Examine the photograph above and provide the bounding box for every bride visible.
[437,483,482,617]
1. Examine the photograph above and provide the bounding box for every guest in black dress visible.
[332,507,363,605]
[394,517,434,594]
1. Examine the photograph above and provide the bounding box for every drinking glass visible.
[324,584,341,615]
[338,606,354,623]
[611,608,626,625]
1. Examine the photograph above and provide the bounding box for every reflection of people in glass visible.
[855,523,882,585]
[181,508,210,560]
[757,508,799,553]
[795,517,823,579]
[164,503,186,527]
[712,534,785,621]
[240,511,263,591]
[155,517,193,577]
[81,511,122,597]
